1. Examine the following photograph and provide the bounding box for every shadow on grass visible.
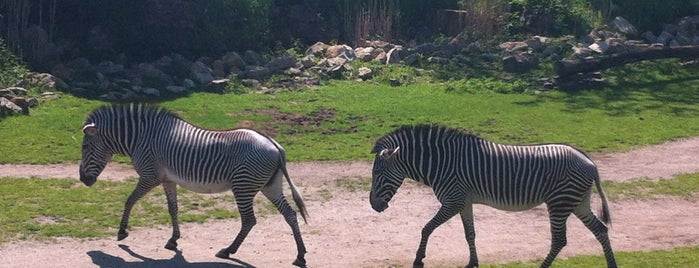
[86,244,254,268]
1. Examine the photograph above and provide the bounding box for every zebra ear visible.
[82,123,98,136]
[379,147,400,160]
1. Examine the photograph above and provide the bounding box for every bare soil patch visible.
[1,137,698,267]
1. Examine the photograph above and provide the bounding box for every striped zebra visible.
[78,103,308,267]
[369,125,616,268]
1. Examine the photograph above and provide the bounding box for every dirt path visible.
[1,137,698,267]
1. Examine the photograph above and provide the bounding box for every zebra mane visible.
[371,124,479,153]
[86,103,182,124]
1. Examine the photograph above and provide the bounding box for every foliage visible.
[508,0,604,36]
[0,37,28,88]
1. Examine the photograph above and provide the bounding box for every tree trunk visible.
[554,45,699,77]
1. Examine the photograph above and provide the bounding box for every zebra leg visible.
[162,180,180,250]
[414,204,462,268]
[261,178,307,267]
[574,202,617,267]
[459,204,478,268]
[216,190,257,259]
[540,205,572,268]
[118,179,159,241]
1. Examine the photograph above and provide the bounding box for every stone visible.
[221,51,246,69]
[241,79,260,88]
[165,86,187,93]
[588,41,610,53]
[212,60,225,78]
[267,53,298,71]
[40,92,60,99]
[206,79,229,93]
[96,61,124,74]
[357,67,373,80]
[612,16,638,37]
[244,65,270,80]
[325,45,355,60]
[354,47,375,62]
[641,31,657,44]
[143,87,160,96]
[427,57,448,64]
[190,61,214,85]
[499,41,529,52]
[386,46,403,64]
[305,42,330,57]
[403,53,420,66]
[243,50,265,66]
[657,31,675,46]
[0,97,24,116]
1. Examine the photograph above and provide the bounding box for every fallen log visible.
[554,45,699,77]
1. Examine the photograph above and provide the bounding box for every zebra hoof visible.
[164,239,178,251]
[117,230,129,241]
[215,249,231,259]
[292,257,307,267]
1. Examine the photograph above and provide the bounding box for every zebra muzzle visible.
[370,193,389,212]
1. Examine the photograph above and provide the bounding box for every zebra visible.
[369,125,616,268]
[78,103,308,267]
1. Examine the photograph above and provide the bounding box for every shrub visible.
[0,38,27,89]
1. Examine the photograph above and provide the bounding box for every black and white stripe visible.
[370,124,616,268]
[78,103,308,267]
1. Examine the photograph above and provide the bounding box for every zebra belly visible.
[164,169,231,194]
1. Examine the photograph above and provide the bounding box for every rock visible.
[300,55,316,68]
[325,45,355,60]
[542,45,561,57]
[413,43,437,55]
[142,88,160,96]
[221,51,246,69]
[267,53,298,71]
[427,57,448,64]
[357,67,373,80]
[190,61,214,85]
[96,61,124,74]
[243,50,265,66]
[589,41,610,53]
[386,46,403,64]
[354,47,375,62]
[525,38,544,52]
[244,65,270,80]
[502,52,538,73]
[0,97,24,116]
[612,16,638,37]
[206,79,229,93]
[241,79,260,88]
[499,41,529,52]
[305,42,330,57]
[212,60,225,78]
[165,86,187,93]
[40,92,60,99]
[641,31,657,44]
[403,53,420,66]
[466,42,482,54]
[657,31,675,46]
[2,87,28,96]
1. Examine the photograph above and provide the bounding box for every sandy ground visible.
[1,137,698,267]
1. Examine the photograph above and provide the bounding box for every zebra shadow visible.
[86,244,255,268]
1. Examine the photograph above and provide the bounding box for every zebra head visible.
[369,146,402,212]
[79,122,113,186]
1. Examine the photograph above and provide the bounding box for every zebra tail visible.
[594,173,612,227]
[278,149,309,224]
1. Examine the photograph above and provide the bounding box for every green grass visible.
[0,177,268,244]
[602,173,699,201]
[429,245,699,268]
[1,60,698,164]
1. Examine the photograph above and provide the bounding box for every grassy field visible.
[432,245,699,268]
[1,173,697,245]
[1,60,698,163]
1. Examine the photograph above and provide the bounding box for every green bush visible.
[0,38,27,88]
